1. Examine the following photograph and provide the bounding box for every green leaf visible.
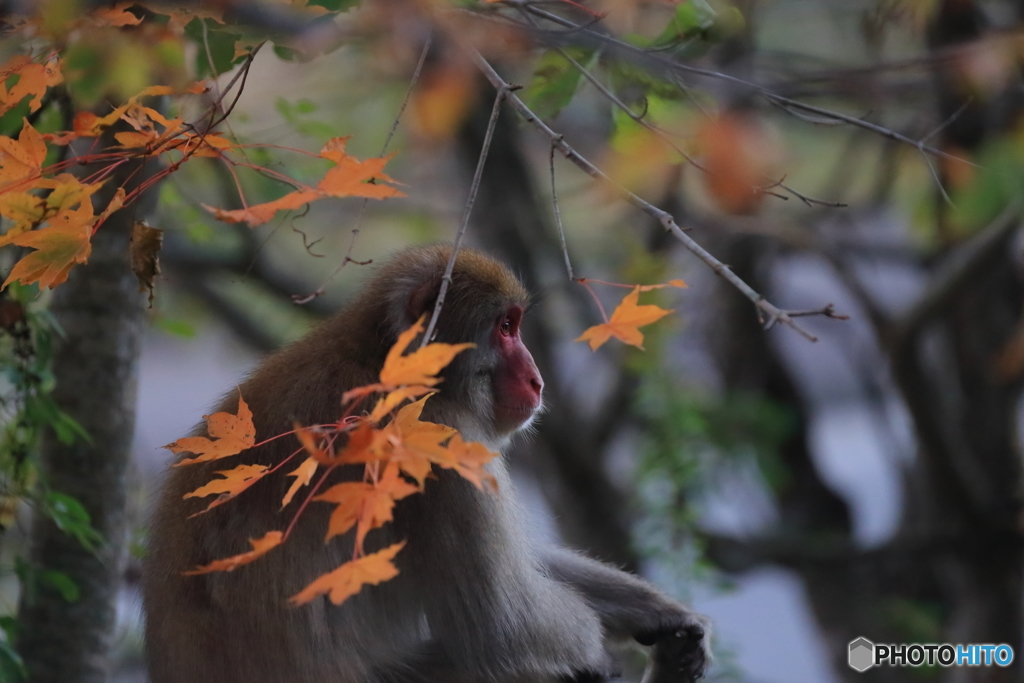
[0,638,25,682]
[44,492,103,552]
[184,19,243,78]
[155,317,197,339]
[523,48,594,120]
[61,43,106,107]
[652,0,716,47]
[295,99,317,114]
[275,97,336,140]
[40,570,79,602]
[273,45,302,62]
[308,0,360,10]
[24,395,90,445]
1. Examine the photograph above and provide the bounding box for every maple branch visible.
[296,34,432,304]
[422,85,508,347]
[470,51,825,342]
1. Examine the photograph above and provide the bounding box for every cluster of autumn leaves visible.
[0,58,404,294]
[166,317,498,605]
[0,1,692,607]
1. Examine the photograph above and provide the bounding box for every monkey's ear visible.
[406,274,442,323]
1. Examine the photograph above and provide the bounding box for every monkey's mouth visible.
[494,402,541,431]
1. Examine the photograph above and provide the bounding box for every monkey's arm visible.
[541,547,711,680]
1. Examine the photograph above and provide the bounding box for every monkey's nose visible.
[530,375,543,396]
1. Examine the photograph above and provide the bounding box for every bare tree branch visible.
[470,50,833,341]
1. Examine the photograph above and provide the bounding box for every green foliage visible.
[650,0,717,48]
[945,138,1024,234]
[523,48,595,120]
[0,285,87,478]
[42,492,103,552]
[0,615,24,683]
[39,570,79,603]
[275,97,337,140]
[183,19,246,79]
[154,317,197,339]
[632,376,795,577]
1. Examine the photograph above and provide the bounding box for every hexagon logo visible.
[848,637,875,672]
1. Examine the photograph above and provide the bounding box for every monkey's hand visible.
[636,614,711,683]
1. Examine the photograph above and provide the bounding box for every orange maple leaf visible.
[0,185,125,289]
[576,286,674,351]
[342,316,474,408]
[436,434,498,491]
[365,385,434,423]
[698,113,783,215]
[38,174,103,213]
[314,462,418,550]
[379,318,474,387]
[203,137,403,228]
[183,463,269,515]
[167,395,256,466]
[281,456,319,509]
[183,530,283,575]
[1,211,91,290]
[91,3,143,27]
[389,396,457,486]
[289,542,406,606]
[0,121,46,191]
[202,189,319,228]
[0,191,45,239]
[318,137,404,200]
[0,55,62,116]
[294,423,332,463]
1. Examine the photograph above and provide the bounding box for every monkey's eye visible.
[498,307,523,338]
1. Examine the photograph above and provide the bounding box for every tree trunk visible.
[16,177,150,682]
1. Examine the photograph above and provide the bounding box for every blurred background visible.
[2,0,1024,682]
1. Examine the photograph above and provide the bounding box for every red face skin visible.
[491,305,544,434]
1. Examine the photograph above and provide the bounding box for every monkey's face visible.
[488,304,543,435]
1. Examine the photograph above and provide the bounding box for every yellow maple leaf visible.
[318,137,404,200]
[437,434,498,491]
[289,542,406,606]
[183,463,269,515]
[1,210,92,290]
[281,456,319,509]
[183,530,283,575]
[315,462,418,550]
[379,315,475,387]
[0,55,63,116]
[203,138,403,228]
[576,286,674,351]
[0,192,45,239]
[0,121,47,191]
[167,395,256,466]
[389,396,456,486]
[202,189,319,228]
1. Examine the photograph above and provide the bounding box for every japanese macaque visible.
[143,245,710,683]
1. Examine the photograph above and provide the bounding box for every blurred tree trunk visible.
[16,142,156,682]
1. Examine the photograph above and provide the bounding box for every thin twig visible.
[421,86,508,348]
[510,0,973,168]
[471,50,825,342]
[549,143,574,281]
[295,35,433,304]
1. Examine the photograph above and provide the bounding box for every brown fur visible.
[143,245,710,683]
